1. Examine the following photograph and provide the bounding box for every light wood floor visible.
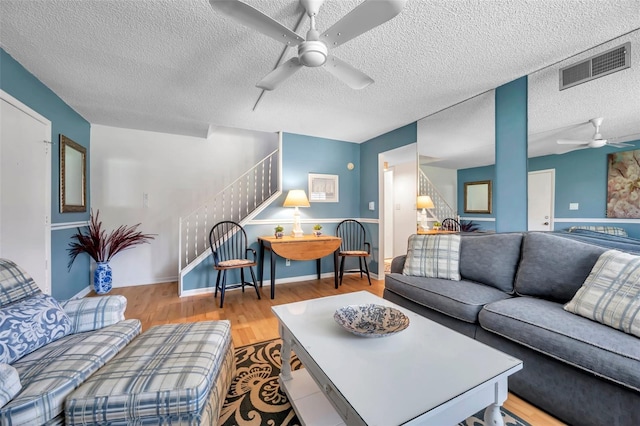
[107,276,565,426]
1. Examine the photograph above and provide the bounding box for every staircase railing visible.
[178,149,279,276]
[418,169,457,222]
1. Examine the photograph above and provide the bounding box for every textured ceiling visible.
[1,0,639,156]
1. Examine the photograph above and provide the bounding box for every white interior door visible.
[528,169,555,231]
[0,91,51,293]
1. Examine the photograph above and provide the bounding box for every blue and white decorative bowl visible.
[334,304,409,337]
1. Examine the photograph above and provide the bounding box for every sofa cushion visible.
[0,293,73,364]
[515,232,606,302]
[460,233,523,293]
[565,250,640,338]
[60,295,127,333]
[385,273,512,323]
[0,364,21,409]
[65,321,233,425]
[0,319,141,425]
[403,234,461,280]
[479,297,640,392]
[0,259,41,307]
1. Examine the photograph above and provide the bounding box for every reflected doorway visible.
[528,169,555,231]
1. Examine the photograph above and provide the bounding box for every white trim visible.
[115,276,178,289]
[69,285,92,300]
[248,217,379,226]
[554,218,640,223]
[459,217,496,222]
[51,221,89,231]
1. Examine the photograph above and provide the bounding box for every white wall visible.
[392,161,417,257]
[90,124,278,287]
[421,165,458,213]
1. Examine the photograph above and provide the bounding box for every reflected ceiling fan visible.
[557,117,637,149]
[209,0,407,90]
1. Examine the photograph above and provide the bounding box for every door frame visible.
[1,89,52,293]
[528,168,555,231]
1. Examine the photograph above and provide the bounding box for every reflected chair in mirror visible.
[336,219,372,286]
[441,218,461,232]
[209,221,261,308]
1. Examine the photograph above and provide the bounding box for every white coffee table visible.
[272,291,522,426]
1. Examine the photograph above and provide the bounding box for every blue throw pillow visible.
[0,293,73,364]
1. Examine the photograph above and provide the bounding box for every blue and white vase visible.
[94,261,113,294]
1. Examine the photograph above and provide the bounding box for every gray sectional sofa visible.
[384,232,640,426]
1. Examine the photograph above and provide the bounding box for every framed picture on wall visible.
[308,173,339,203]
[607,149,640,218]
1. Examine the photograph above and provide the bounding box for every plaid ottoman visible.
[65,321,235,425]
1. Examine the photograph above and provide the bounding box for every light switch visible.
[569,203,579,210]
[368,201,375,211]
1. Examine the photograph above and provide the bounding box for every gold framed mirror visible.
[60,134,87,213]
[464,180,492,214]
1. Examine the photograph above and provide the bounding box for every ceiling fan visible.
[557,117,637,149]
[209,0,407,90]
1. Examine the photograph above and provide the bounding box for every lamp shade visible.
[283,190,310,207]
[417,195,434,209]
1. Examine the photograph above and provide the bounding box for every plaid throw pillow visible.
[402,234,461,280]
[564,249,640,338]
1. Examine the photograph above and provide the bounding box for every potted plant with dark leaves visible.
[68,210,155,294]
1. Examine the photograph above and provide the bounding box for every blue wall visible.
[495,76,528,232]
[1,48,91,299]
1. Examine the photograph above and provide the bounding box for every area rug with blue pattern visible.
[219,339,530,426]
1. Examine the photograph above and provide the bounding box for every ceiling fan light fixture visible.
[298,41,328,67]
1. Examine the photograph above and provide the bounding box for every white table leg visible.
[484,403,504,426]
[484,378,508,426]
[280,325,292,381]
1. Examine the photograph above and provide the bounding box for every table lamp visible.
[417,195,434,231]
[283,189,310,237]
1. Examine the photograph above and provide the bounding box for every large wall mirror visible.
[59,134,87,213]
[415,29,640,234]
[416,90,495,222]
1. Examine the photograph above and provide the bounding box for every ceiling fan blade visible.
[608,132,640,143]
[557,139,590,145]
[608,142,634,148]
[210,0,304,46]
[323,55,373,89]
[555,145,589,155]
[320,0,407,48]
[256,57,304,90]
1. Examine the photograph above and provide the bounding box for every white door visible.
[528,169,555,231]
[0,91,51,293]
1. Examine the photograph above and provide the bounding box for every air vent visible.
[560,42,630,90]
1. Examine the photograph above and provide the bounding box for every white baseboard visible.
[70,285,92,299]
[179,271,379,298]
[112,276,178,289]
